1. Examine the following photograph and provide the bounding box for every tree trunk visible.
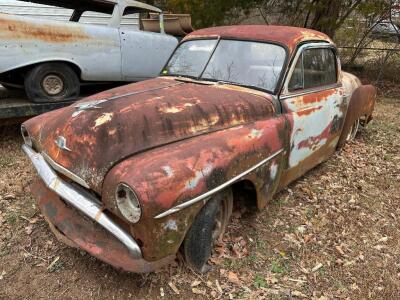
[309,0,342,37]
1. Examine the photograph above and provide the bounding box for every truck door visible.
[279,43,346,187]
[119,20,178,81]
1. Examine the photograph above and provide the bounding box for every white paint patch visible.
[185,163,213,190]
[164,220,178,231]
[288,90,343,168]
[94,113,113,128]
[162,166,174,178]
[159,102,197,114]
[270,162,278,180]
[247,129,264,140]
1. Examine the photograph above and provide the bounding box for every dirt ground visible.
[0,98,399,300]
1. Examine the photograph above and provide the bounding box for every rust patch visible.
[0,14,89,43]
[184,25,333,55]
[31,179,175,273]
[23,77,276,193]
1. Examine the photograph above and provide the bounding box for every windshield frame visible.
[161,37,290,95]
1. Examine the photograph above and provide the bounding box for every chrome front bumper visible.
[22,144,142,259]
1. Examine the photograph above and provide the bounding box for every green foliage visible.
[164,0,257,28]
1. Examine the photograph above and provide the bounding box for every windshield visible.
[163,39,287,92]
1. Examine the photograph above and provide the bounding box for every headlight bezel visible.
[115,183,142,224]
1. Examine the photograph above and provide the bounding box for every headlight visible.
[115,183,142,223]
[21,125,32,147]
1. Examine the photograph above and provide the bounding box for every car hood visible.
[24,77,276,193]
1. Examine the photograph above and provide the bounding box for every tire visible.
[183,188,233,273]
[345,118,360,142]
[24,63,80,103]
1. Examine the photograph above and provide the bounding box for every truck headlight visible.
[116,183,142,223]
[21,125,32,147]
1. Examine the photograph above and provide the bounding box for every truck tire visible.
[183,188,233,273]
[24,63,80,103]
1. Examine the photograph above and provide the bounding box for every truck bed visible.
[0,87,75,122]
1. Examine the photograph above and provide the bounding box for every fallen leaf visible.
[192,287,206,295]
[47,256,60,271]
[215,279,223,294]
[4,194,15,200]
[312,263,323,272]
[168,282,179,295]
[191,280,201,287]
[25,225,33,235]
[292,290,307,298]
[228,271,241,285]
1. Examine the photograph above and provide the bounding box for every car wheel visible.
[24,63,80,103]
[183,188,233,273]
[346,118,360,142]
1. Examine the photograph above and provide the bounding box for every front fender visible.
[102,117,288,261]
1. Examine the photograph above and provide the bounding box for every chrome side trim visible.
[280,83,342,100]
[155,148,284,219]
[23,145,142,259]
[42,152,90,189]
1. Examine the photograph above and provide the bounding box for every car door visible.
[119,12,178,81]
[279,43,347,187]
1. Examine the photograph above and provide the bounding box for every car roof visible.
[20,0,161,14]
[184,25,333,54]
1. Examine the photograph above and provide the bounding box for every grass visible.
[253,275,268,289]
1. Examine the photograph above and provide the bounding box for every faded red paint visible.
[297,124,332,150]
[296,106,323,117]
[22,25,377,272]
[24,77,276,193]
[184,25,333,54]
[32,179,175,273]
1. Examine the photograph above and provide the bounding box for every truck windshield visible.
[163,39,287,93]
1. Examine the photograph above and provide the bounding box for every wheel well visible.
[231,180,258,210]
[0,61,82,85]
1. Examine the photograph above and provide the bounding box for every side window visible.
[303,48,337,89]
[288,48,337,92]
[79,11,113,25]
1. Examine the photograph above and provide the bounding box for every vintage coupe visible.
[22,25,376,273]
[0,0,179,103]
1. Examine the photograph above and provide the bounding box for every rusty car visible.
[21,25,376,273]
[0,0,179,103]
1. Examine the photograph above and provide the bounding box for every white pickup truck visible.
[0,0,179,103]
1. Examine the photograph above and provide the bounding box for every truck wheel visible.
[183,188,233,273]
[24,63,80,103]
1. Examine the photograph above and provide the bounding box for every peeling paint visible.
[94,113,113,128]
[270,162,278,180]
[162,166,174,178]
[163,220,178,231]
[186,164,213,190]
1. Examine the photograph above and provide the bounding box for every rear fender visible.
[102,117,288,261]
[338,85,377,148]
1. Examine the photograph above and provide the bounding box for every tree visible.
[144,0,257,28]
